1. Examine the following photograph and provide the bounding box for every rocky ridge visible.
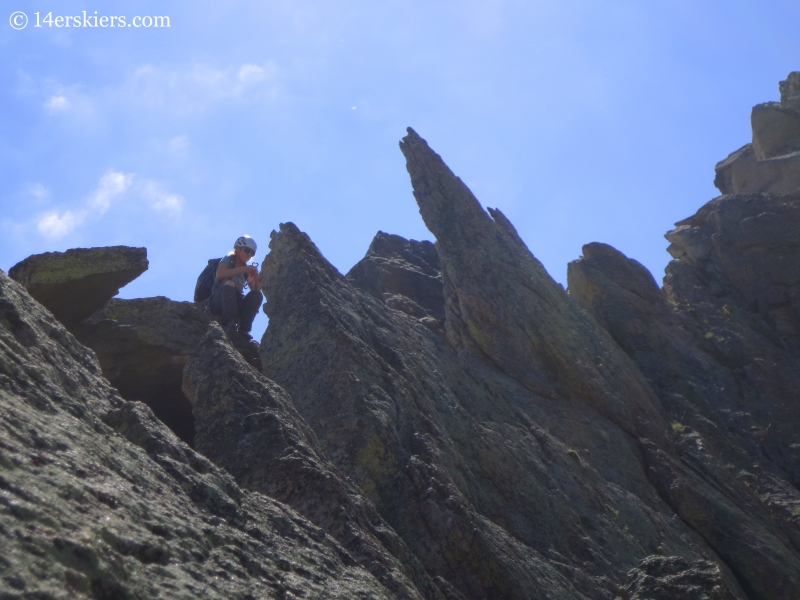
[4,73,800,599]
[0,269,394,598]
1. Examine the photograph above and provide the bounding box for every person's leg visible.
[219,284,239,328]
[237,290,263,334]
[209,287,223,316]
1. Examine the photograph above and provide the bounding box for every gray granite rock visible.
[780,71,800,110]
[569,198,800,598]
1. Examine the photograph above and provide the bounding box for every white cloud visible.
[127,61,280,112]
[238,64,267,85]
[28,183,50,200]
[44,94,70,112]
[34,170,133,239]
[141,181,185,217]
[37,209,86,239]
[168,135,190,154]
[87,170,133,213]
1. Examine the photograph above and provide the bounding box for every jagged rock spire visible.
[400,127,667,445]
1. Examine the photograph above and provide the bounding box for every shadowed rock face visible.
[72,297,213,446]
[8,246,148,327]
[0,270,394,599]
[72,296,261,447]
[183,323,446,600]
[8,247,262,447]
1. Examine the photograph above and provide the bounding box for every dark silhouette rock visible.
[184,322,446,600]
[73,296,260,447]
[8,250,262,447]
[8,246,148,327]
[0,269,393,599]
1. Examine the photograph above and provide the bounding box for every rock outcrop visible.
[715,72,800,195]
[8,246,148,327]
[183,323,446,600]
[0,269,393,598]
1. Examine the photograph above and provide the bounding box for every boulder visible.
[8,246,148,327]
[0,268,394,599]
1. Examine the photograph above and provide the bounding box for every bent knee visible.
[223,280,236,287]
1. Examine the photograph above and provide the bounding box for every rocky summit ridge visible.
[3,74,800,599]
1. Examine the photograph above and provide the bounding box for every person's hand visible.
[244,265,258,275]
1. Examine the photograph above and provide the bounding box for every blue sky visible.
[2,1,799,337]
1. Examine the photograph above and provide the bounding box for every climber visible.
[209,235,263,338]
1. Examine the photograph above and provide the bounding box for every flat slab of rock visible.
[8,246,148,326]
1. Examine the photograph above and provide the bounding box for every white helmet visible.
[234,235,257,253]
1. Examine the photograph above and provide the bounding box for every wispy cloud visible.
[126,61,280,113]
[141,181,185,217]
[36,170,132,239]
[37,83,95,120]
[168,135,190,154]
[37,209,85,239]
[44,94,70,112]
[33,170,186,240]
[87,171,133,213]
[27,183,51,200]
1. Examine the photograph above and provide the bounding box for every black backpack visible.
[194,258,222,303]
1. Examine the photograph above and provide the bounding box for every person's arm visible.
[216,259,257,280]
[247,269,261,291]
